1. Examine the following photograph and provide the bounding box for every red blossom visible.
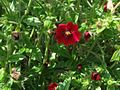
[91,72,101,81]
[104,3,108,12]
[48,82,58,90]
[55,22,81,46]
[84,31,91,42]
[104,1,113,12]
[77,64,82,70]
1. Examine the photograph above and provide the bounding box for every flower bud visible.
[77,64,82,70]
[48,82,58,90]
[11,68,21,80]
[84,31,91,42]
[12,31,20,41]
[91,72,101,81]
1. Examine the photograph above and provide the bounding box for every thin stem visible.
[97,43,106,68]
[86,0,93,7]
[84,40,96,62]
[97,42,112,78]
[110,61,118,69]
[112,2,120,14]
[43,33,50,64]
[30,27,35,39]
[20,0,32,23]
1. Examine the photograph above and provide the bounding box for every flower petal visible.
[73,24,78,31]
[58,24,66,30]
[72,31,81,42]
[66,22,73,31]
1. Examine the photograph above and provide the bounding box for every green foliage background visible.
[0,0,120,90]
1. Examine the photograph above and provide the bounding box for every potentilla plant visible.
[0,0,120,90]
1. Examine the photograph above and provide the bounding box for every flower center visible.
[65,31,71,36]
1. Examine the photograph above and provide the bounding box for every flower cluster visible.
[54,22,100,89]
[55,22,92,46]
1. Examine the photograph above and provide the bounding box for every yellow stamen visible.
[65,31,71,36]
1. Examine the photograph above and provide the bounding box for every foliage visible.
[0,0,120,90]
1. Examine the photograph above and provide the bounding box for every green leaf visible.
[107,85,115,90]
[32,48,43,61]
[0,48,6,57]
[96,27,106,34]
[22,33,34,48]
[57,78,71,90]
[96,87,101,90]
[23,16,41,26]
[0,32,6,39]
[74,14,79,23]
[8,54,24,62]
[44,20,52,29]
[51,45,71,58]
[111,63,120,80]
[0,68,4,82]
[110,50,120,62]
[10,0,15,12]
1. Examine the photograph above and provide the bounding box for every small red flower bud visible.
[48,82,58,90]
[91,72,101,81]
[104,1,113,12]
[84,31,91,42]
[77,64,82,70]
[104,3,108,12]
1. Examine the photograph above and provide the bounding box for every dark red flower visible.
[77,64,82,70]
[91,72,101,81]
[104,1,113,12]
[48,82,58,90]
[55,22,81,46]
[84,31,91,42]
[104,2,108,12]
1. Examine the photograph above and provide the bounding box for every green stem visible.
[38,33,50,89]
[97,42,112,78]
[43,33,50,64]
[97,43,106,68]
[82,40,97,63]
[110,61,118,69]
[20,0,32,23]
[34,0,46,13]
